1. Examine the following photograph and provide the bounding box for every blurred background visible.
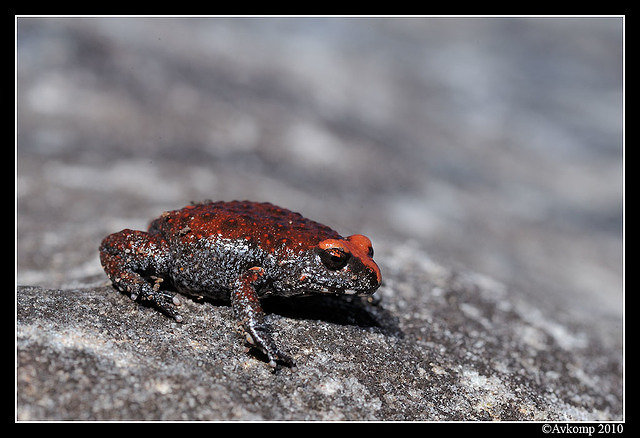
[16,17,623,329]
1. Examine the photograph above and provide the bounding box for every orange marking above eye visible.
[318,239,348,252]
[346,234,374,256]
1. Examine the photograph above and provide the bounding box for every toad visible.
[99,200,382,369]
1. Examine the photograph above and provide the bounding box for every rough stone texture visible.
[16,17,623,421]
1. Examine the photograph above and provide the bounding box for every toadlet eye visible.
[318,247,350,271]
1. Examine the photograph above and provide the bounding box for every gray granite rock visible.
[16,17,623,421]
[16,254,621,421]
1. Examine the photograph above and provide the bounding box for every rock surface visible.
[17,17,623,421]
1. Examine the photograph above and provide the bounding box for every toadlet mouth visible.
[316,282,380,296]
[318,287,359,295]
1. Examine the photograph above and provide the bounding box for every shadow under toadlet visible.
[116,276,404,340]
[261,294,404,340]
